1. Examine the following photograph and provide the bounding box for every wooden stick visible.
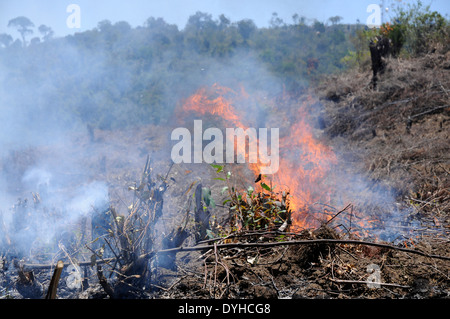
[97,265,115,299]
[21,237,450,272]
[324,203,352,226]
[156,239,450,261]
[22,257,115,270]
[410,105,449,120]
[329,278,410,289]
[45,260,64,299]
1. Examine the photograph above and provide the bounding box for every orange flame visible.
[177,84,338,230]
[273,111,338,228]
[179,84,244,128]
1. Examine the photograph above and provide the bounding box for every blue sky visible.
[0,0,449,39]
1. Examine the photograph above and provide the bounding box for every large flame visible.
[178,84,338,230]
[274,109,338,228]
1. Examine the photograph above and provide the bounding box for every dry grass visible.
[318,51,450,223]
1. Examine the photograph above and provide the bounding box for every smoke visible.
[1,149,110,259]
[0,123,111,256]
[0,21,282,258]
[0,39,114,259]
[0,13,421,262]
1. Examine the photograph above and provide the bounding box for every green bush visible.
[393,0,448,55]
[343,1,448,70]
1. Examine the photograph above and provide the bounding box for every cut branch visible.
[22,257,115,271]
[20,238,450,273]
[45,260,64,299]
[329,278,410,289]
[157,239,450,261]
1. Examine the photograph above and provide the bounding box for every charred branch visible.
[14,259,44,299]
[156,238,450,261]
[158,227,190,270]
[194,183,211,243]
[45,260,64,299]
[369,36,391,88]
[97,265,114,299]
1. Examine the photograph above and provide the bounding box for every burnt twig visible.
[329,278,410,289]
[45,260,64,299]
[97,265,115,298]
[157,239,450,261]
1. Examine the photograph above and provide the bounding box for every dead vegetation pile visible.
[158,226,449,299]
[2,153,449,300]
[4,156,450,300]
[318,51,450,224]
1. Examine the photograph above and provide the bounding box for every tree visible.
[145,17,168,29]
[0,33,13,48]
[30,37,41,45]
[237,19,256,43]
[185,12,216,32]
[394,1,448,55]
[8,16,34,46]
[38,25,54,41]
[328,16,343,25]
[218,14,231,30]
[97,19,113,33]
[313,20,326,33]
[292,14,306,25]
[270,12,284,28]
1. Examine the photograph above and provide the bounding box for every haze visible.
[1,0,449,40]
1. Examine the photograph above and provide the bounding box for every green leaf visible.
[202,187,212,207]
[206,229,215,239]
[221,186,229,195]
[261,182,272,191]
[209,197,216,209]
[210,164,223,173]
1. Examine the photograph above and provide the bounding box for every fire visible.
[273,113,338,228]
[179,84,244,128]
[178,84,338,230]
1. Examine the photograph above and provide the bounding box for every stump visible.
[369,36,391,88]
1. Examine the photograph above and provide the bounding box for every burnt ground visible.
[2,225,447,299]
[158,230,450,299]
[0,52,449,300]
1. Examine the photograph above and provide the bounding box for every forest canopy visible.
[0,12,359,130]
[0,4,447,130]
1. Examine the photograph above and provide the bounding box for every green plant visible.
[345,1,448,69]
[346,27,377,69]
[210,164,291,233]
[393,0,448,55]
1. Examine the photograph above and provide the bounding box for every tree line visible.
[2,4,446,131]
